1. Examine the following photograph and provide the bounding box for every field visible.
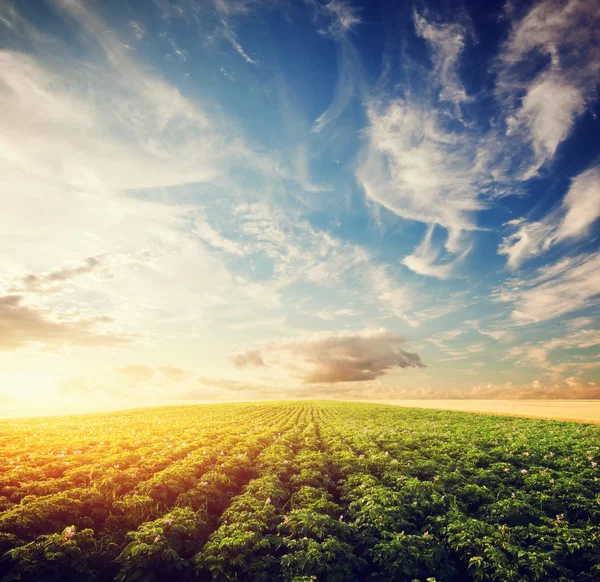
[372,400,600,424]
[0,402,599,581]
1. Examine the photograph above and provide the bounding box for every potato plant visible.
[0,402,599,581]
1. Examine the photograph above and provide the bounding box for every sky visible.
[1,0,600,416]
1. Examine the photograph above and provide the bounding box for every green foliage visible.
[1,402,600,581]
[3,526,100,582]
[116,507,209,581]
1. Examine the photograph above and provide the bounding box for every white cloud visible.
[357,99,490,254]
[499,165,600,268]
[476,328,510,342]
[498,217,555,269]
[498,0,600,176]
[555,165,600,241]
[367,265,418,327]
[213,0,258,16]
[0,49,217,191]
[496,251,600,324]
[307,0,364,133]
[315,0,362,39]
[0,0,289,345]
[413,12,469,106]
[129,20,146,40]
[326,1,361,31]
[159,31,188,61]
[500,0,599,69]
[311,39,359,133]
[233,202,371,289]
[401,225,470,279]
[568,316,595,330]
[426,329,463,350]
[233,327,424,383]
[220,67,236,81]
[195,217,246,256]
[312,307,358,320]
[506,73,584,175]
[427,328,489,360]
[221,19,260,65]
[543,328,600,350]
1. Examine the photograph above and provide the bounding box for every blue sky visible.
[1,0,599,415]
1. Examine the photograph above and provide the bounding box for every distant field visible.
[371,399,600,424]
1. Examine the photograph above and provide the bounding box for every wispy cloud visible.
[0,0,288,350]
[195,217,246,256]
[324,0,362,36]
[402,225,471,279]
[159,31,188,61]
[221,19,260,65]
[357,99,490,253]
[307,0,362,39]
[232,202,371,289]
[427,328,489,360]
[308,0,363,133]
[543,328,600,351]
[413,11,469,108]
[505,73,585,177]
[2,0,599,407]
[129,20,146,40]
[220,67,236,81]
[213,0,259,17]
[496,251,600,324]
[498,0,600,177]
[499,165,600,268]
[311,40,360,133]
[367,265,418,327]
[426,328,463,350]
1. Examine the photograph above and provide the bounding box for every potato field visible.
[0,402,599,581]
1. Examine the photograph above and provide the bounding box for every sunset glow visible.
[1,0,600,417]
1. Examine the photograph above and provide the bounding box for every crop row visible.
[0,402,599,581]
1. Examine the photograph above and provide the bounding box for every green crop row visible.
[0,402,599,581]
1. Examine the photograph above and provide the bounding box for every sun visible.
[4,371,60,404]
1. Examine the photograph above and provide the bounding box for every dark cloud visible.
[116,365,156,382]
[232,348,266,368]
[158,366,190,381]
[0,295,131,350]
[233,328,425,384]
[8,256,104,294]
[59,377,93,395]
